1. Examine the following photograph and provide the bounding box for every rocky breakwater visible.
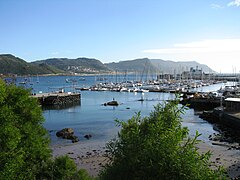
[56,128,79,143]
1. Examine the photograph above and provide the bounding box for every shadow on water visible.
[42,101,81,110]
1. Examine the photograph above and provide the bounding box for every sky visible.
[0,0,240,73]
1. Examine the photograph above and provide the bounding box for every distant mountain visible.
[149,59,215,74]
[0,54,215,76]
[33,58,111,74]
[105,58,158,73]
[105,58,215,74]
[0,54,62,75]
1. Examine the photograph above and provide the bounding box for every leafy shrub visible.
[40,155,94,180]
[100,99,226,180]
[0,80,93,180]
[0,80,51,179]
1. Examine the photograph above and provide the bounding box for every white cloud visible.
[228,0,240,7]
[143,39,240,73]
[210,4,224,9]
[143,39,240,54]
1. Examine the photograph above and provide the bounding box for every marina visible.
[13,74,240,146]
[13,75,224,131]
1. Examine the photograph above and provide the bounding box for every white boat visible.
[79,77,85,81]
[19,81,26,84]
[133,88,149,93]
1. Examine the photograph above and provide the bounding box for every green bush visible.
[40,156,94,180]
[0,80,51,179]
[0,80,93,180]
[100,99,226,180]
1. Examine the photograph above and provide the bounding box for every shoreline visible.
[8,72,128,78]
[51,140,108,177]
[51,139,240,178]
[197,141,240,179]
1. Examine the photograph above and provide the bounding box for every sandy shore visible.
[51,139,240,179]
[51,140,109,177]
[197,141,240,179]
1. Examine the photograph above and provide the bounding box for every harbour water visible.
[16,75,228,146]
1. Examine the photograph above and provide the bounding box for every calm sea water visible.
[16,75,227,145]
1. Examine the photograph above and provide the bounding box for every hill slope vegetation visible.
[0,54,215,75]
[33,58,111,74]
[0,54,62,75]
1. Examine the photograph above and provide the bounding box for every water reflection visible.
[42,101,81,110]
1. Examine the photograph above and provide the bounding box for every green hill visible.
[0,54,62,75]
[33,57,111,74]
[0,54,215,76]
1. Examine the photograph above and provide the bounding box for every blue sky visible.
[0,0,240,73]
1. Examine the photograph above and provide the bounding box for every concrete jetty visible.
[32,92,81,106]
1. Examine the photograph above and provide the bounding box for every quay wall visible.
[180,97,221,111]
[32,92,81,106]
[213,109,240,129]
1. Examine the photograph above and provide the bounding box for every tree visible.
[0,80,93,180]
[100,99,226,179]
[0,80,51,179]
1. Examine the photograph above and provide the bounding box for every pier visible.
[32,92,81,106]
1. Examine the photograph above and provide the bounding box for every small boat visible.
[19,81,26,85]
[79,77,85,81]
[133,88,149,93]
[36,75,39,83]
[66,78,77,83]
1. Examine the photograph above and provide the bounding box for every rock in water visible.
[104,100,119,106]
[56,128,79,143]
[84,134,92,139]
[71,135,79,143]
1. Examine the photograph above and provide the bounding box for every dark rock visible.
[56,128,79,143]
[84,134,92,139]
[104,100,119,106]
[86,152,92,156]
[71,136,79,143]
[56,128,74,137]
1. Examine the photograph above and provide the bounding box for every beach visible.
[197,141,240,179]
[51,139,240,179]
[51,141,108,177]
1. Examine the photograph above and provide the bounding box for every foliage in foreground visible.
[0,80,51,179]
[40,156,93,180]
[0,80,93,180]
[100,99,226,180]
